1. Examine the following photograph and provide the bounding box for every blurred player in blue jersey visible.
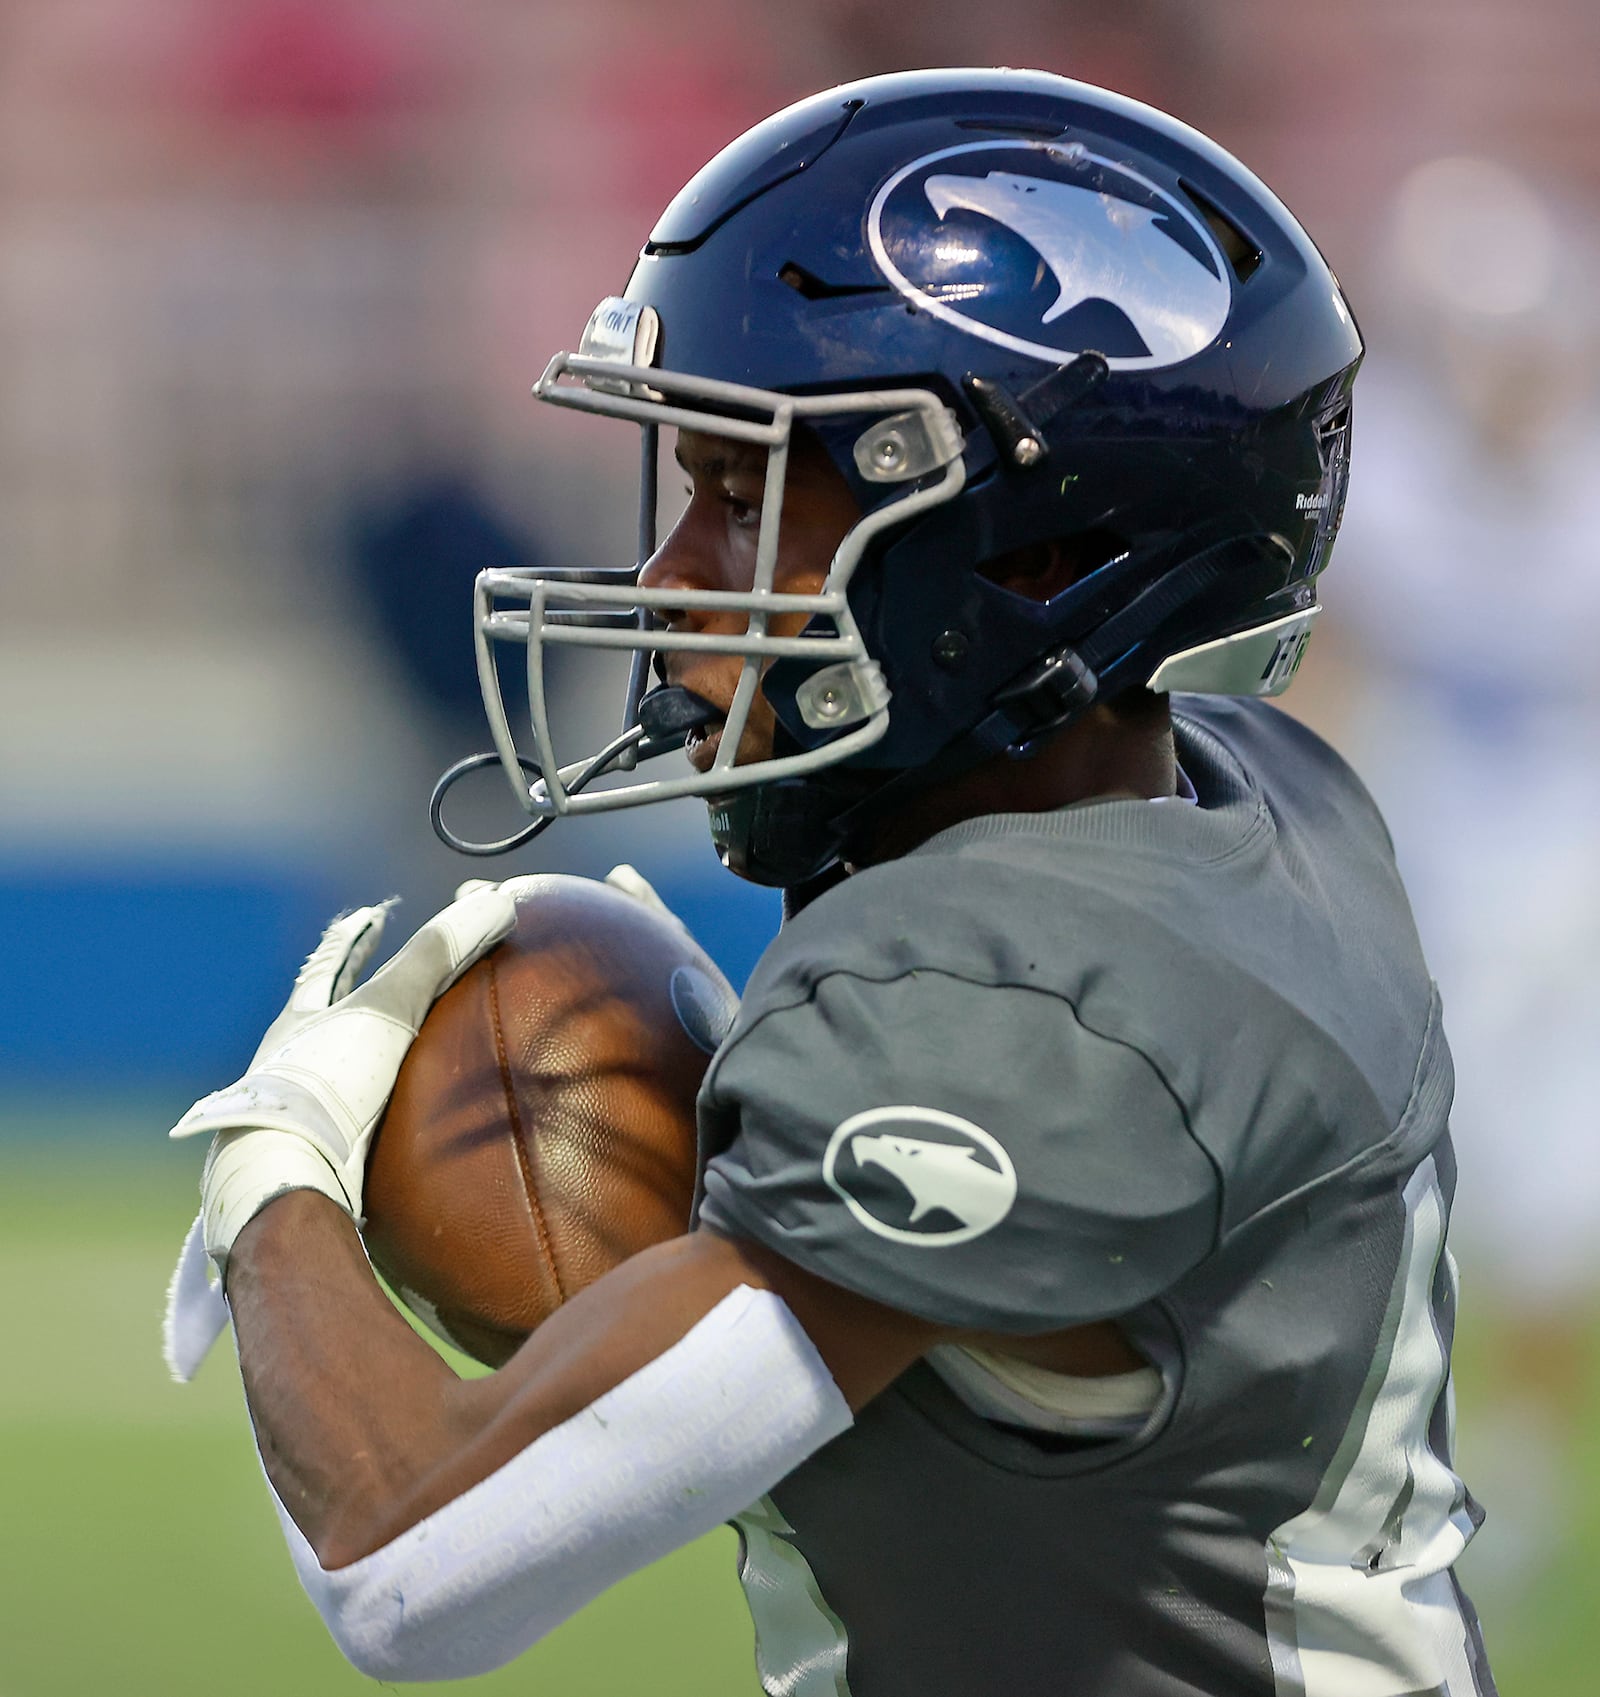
[167,70,1498,1695]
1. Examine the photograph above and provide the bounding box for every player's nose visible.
[638,518,709,623]
[639,510,743,632]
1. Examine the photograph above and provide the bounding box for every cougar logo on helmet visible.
[870,141,1231,369]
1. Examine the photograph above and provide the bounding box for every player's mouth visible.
[646,668,731,773]
[638,675,728,771]
[683,718,726,773]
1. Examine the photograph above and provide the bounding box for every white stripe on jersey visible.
[1263,1153,1485,1696]
[733,1495,854,1697]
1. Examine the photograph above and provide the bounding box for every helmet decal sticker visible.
[823,1105,1018,1246]
[669,964,739,1056]
[868,141,1231,370]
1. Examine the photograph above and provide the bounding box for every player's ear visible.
[978,541,1065,602]
[976,532,1121,605]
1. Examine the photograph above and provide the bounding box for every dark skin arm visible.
[230,1192,944,1569]
[228,1192,1142,1571]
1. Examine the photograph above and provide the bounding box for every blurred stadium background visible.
[2,1,1597,1690]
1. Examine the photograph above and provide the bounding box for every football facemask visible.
[432,298,966,856]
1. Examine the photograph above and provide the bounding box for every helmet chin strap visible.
[711,533,1285,888]
[707,724,1007,889]
[708,779,857,888]
[706,676,1095,889]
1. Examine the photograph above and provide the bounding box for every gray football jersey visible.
[695,698,1496,1697]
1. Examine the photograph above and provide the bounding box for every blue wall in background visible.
[0,865,344,1093]
[642,865,782,995]
[0,861,781,1098]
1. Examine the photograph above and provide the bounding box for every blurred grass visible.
[0,1143,759,1697]
[0,1136,1592,1694]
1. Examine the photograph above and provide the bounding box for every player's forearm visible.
[226,1190,471,1565]
[265,1281,855,1682]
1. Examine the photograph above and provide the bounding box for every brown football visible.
[362,874,738,1367]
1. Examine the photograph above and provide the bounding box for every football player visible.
[166,70,1499,1695]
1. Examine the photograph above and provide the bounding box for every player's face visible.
[639,427,861,772]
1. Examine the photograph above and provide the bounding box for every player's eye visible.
[722,490,761,529]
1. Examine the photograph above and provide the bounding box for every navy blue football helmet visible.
[448,68,1362,884]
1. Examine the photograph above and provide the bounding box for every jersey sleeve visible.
[697,965,1220,1332]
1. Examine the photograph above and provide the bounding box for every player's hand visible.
[601,862,681,921]
[173,883,518,1264]
[164,884,518,1382]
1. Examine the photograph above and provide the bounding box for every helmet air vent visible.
[1315,403,1352,457]
[1302,401,1353,577]
[777,261,892,302]
[1179,180,1263,282]
[953,115,1070,138]
[646,98,864,253]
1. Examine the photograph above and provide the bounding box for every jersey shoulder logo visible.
[868,140,1231,371]
[823,1106,1017,1247]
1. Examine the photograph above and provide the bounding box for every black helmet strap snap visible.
[973,531,1281,757]
[963,353,1110,470]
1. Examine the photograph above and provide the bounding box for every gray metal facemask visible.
[442,298,967,853]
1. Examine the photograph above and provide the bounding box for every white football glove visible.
[600,862,689,929]
[163,881,518,1380]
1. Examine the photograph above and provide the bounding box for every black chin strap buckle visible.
[992,647,1099,756]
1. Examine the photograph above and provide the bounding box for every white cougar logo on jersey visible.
[851,1133,1013,1230]
[823,1107,1017,1246]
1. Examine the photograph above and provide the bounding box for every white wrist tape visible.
[268,1284,852,1683]
[203,1126,350,1249]
[163,1132,348,1385]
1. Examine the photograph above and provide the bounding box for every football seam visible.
[487,945,567,1305]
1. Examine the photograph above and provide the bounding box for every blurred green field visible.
[1,1136,1594,1695]
[0,1143,759,1697]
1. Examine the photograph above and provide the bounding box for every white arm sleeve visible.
[267,1284,853,1682]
